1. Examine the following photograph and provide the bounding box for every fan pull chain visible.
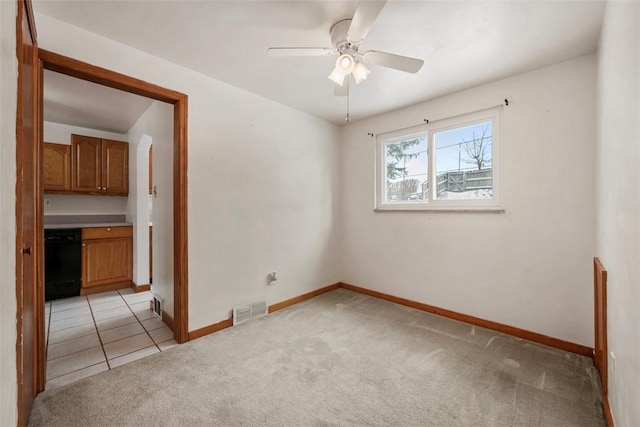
[345,78,351,123]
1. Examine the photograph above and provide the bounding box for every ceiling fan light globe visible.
[353,62,370,84]
[335,54,355,74]
[328,67,347,86]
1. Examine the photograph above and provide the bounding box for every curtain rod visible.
[367,99,510,138]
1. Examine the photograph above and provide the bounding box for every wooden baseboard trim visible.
[81,280,132,296]
[162,311,175,333]
[131,283,151,293]
[186,283,341,342]
[603,394,614,426]
[188,317,233,341]
[184,282,591,359]
[339,283,594,358]
[268,283,341,313]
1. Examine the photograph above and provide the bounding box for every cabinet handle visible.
[97,186,101,190]
[107,228,111,231]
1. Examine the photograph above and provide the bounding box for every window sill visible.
[373,206,505,213]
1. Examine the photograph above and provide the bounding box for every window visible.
[375,108,501,210]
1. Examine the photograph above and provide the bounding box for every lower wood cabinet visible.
[81,226,133,291]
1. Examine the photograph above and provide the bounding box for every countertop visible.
[44,222,133,230]
[44,214,132,230]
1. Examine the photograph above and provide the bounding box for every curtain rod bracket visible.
[367,132,375,137]
[504,98,509,106]
[424,119,429,124]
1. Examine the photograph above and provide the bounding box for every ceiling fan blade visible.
[334,81,348,97]
[347,0,387,44]
[363,50,424,73]
[267,47,334,57]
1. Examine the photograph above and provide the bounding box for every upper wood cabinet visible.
[71,134,129,196]
[71,135,101,192]
[102,139,129,195]
[43,142,71,191]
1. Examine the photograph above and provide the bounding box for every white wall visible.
[341,55,597,346]
[126,102,173,311]
[597,2,640,426]
[34,14,343,331]
[44,195,128,215]
[124,130,151,288]
[44,120,125,144]
[0,1,18,424]
[43,121,128,215]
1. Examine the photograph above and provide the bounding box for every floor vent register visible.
[233,300,268,326]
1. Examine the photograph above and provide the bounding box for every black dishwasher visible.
[44,228,82,301]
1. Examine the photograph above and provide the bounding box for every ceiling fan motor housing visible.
[330,19,356,53]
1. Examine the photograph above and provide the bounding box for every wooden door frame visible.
[16,0,40,424]
[594,257,608,394]
[36,50,190,344]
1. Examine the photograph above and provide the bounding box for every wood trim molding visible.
[15,16,25,423]
[38,49,184,103]
[594,257,608,393]
[188,317,233,341]
[35,55,45,395]
[183,281,594,369]
[268,283,341,313]
[162,311,175,333]
[594,257,611,426]
[24,0,37,43]
[17,1,41,424]
[131,283,151,293]
[38,49,190,346]
[173,96,189,343]
[339,283,594,358]
[80,280,132,296]
[603,394,614,427]
[187,283,341,342]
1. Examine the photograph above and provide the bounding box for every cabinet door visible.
[71,134,102,193]
[102,139,129,195]
[82,237,133,288]
[43,142,71,191]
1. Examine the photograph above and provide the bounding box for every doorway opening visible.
[36,49,189,391]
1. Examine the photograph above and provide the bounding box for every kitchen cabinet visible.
[72,134,129,196]
[43,142,71,191]
[81,226,133,292]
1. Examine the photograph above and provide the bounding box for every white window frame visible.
[375,108,501,211]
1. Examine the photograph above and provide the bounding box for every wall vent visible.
[233,300,268,326]
[152,294,163,319]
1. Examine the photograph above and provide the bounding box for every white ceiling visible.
[35,0,605,126]
[44,70,154,134]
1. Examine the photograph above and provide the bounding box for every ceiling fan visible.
[267,0,424,95]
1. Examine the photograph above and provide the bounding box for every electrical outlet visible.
[609,352,616,382]
[44,198,53,208]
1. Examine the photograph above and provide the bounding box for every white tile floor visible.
[45,288,177,390]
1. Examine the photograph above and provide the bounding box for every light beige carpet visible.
[30,289,605,426]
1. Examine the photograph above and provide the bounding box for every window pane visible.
[384,136,427,202]
[434,121,493,200]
